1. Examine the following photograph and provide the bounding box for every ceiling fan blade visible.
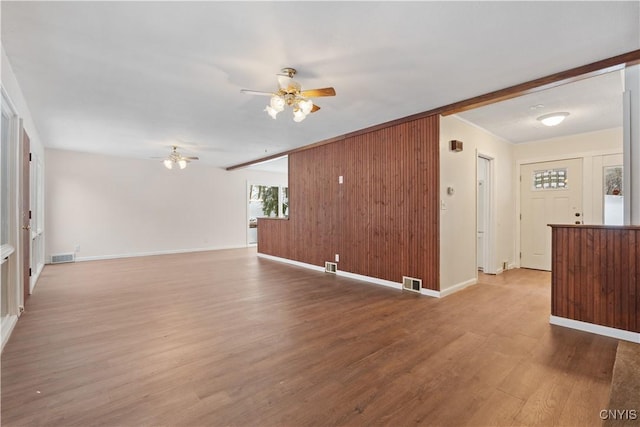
[310,104,321,113]
[300,87,336,98]
[182,156,199,160]
[240,89,274,96]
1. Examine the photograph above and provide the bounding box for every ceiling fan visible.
[241,67,336,122]
[154,146,199,170]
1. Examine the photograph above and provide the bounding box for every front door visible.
[520,158,583,271]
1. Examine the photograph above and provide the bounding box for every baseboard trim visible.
[257,253,404,291]
[438,278,477,298]
[1,314,18,353]
[337,270,402,290]
[59,245,249,263]
[549,315,640,344]
[257,253,325,273]
[420,288,440,298]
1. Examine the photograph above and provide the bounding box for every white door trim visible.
[1,86,22,349]
[477,151,496,274]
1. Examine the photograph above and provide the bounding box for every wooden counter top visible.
[548,223,640,230]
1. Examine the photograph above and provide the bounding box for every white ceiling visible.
[457,69,625,143]
[1,2,638,170]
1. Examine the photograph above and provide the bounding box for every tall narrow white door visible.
[520,158,583,271]
[477,156,490,271]
[477,179,485,270]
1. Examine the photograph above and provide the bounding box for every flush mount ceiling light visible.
[153,146,199,170]
[537,112,570,127]
[241,67,336,122]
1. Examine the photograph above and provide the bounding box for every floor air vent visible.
[325,262,337,274]
[402,276,422,293]
[51,253,75,264]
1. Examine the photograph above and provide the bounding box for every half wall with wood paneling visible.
[550,224,640,333]
[258,115,440,290]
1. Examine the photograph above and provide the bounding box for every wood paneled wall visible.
[258,115,439,290]
[550,225,640,333]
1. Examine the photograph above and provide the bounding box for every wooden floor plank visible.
[1,249,620,426]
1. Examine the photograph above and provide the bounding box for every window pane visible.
[604,166,623,225]
[281,187,288,217]
[532,168,568,190]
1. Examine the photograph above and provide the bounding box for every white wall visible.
[45,149,287,261]
[513,127,622,161]
[1,47,45,159]
[2,46,46,292]
[1,46,47,348]
[440,115,516,293]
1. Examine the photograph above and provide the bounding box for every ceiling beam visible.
[439,49,640,116]
[226,49,640,171]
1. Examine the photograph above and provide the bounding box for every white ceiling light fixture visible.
[156,146,199,170]
[537,112,570,127]
[242,67,336,123]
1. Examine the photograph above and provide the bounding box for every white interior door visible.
[477,179,485,270]
[520,158,583,271]
[477,156,490,271]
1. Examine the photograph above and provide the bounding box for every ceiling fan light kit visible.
[159,146,198,170]
[242,67,336,122]
[163,159,187,170]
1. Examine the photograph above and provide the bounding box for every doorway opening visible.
[247,184,288,245]
[477,154,494,273]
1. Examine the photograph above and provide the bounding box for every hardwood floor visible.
[1,248,618,426]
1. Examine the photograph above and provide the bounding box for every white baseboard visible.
[336,269,402,290]
[549,315,640,344]
[257,253,458,296]
[257,253,404,291]
[421,288,440,298]
[1,314,18,353]
[257,253,325,273]
[55,245,250,263]
[438,278,477,298]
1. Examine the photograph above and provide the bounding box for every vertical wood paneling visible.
[550,225,640,333]
[258,115,440,290]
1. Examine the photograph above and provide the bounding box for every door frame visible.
[20,125,30,301]
[476,151,497,275]
[246,182,289,246]
[1,87,21,351]
[246,181,257,246]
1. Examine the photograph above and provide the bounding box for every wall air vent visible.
[51,253,75,264]
[402,276,422,293]
[325,261,337,274]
